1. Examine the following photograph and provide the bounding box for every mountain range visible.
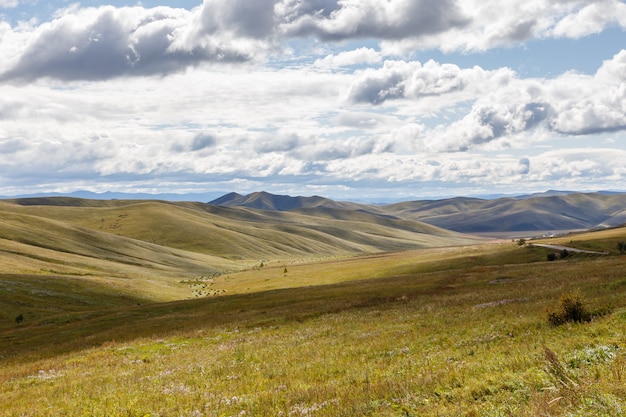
[209,190,626,233]
[2,189,624,280]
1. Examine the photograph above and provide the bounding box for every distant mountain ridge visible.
[209,191,338,211]
[5,190,626,234]
[1,196,479,267]
[209,191,626,233]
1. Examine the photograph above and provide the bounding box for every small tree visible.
[15,314,23,325]
[559,249,570,259]
[517,238,526,246]
[617,241,626,254]
[547,253,557,261]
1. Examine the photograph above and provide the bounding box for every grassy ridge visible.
[385,192,626,232]
[5,199,481,259]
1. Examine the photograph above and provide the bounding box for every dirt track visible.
[529,243,609,255]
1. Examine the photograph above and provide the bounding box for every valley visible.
[0,192,625,416]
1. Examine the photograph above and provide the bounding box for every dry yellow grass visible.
[0,199,624,416]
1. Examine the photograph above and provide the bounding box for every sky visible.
[1,1,626,201]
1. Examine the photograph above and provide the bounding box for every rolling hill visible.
[0,197,481,279]
[383,192,626,232]
[3,189,624,295]
[2,192,626,416]
[211,191,626,233]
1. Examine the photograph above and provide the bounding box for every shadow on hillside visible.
[0,273,450,362]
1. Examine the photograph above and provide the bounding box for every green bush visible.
[547,292,591,326]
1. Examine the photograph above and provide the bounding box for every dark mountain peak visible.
[208,191,335,211]
[208,192,243,205]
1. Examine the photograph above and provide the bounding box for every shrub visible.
[15,314,23,324]
[547,253,557,261]
[546,292,591,326]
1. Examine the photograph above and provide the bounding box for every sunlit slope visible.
[1,229,625,416]
[534,224,626,253]
[0,203,238,279]
[385,193,626,232]
[7,199,482,260]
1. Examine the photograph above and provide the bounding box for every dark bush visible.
[547,253,557,261]
[546,292,591,326]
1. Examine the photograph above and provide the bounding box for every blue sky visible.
[1,1,626,201]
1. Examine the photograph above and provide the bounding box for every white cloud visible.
[550,51,626,135]
[347,59,514,104]
[380,0,625,53]
[550,0,626,39]
[529,148,626,184]
[280,0,468,41]
[0,5,269,81]
[0,0,18,8]
[193,0,278,39]
[1,1,626,198]
[313,47,381,69]
[345,50,626,152]
[2,1,625,82]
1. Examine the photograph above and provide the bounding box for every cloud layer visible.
[1,1,625,199]
[3,1,626,82]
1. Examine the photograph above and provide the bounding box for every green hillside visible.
[4,198,481,260]
[1,226,625,416]
[1,197,625,416]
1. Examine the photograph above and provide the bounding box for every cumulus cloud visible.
[347,50,626,152]
[378,0,626,53]
[313,47,381,69]
[550,50,626,135]
[193,0,278,39]
[529,149,626,185]
[190,132,217,151]
[172,131,219,153]
[550,0,626,39]
[2,0,625,82]
[2,1,626,198]
[429,85,553,151]
[254,133,301,153]
[347,59,514,104]
[0,5,268,82]
[281,0,469,41]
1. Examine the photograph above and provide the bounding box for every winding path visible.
[529,243,609,255]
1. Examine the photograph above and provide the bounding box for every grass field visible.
[1,222,625,416]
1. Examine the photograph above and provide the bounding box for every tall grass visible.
[1,243,625,416]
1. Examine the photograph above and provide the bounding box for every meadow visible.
[1,228,625,416]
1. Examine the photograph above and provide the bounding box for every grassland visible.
[0,199,625,416]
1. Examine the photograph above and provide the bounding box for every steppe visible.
[1,193,624,416]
